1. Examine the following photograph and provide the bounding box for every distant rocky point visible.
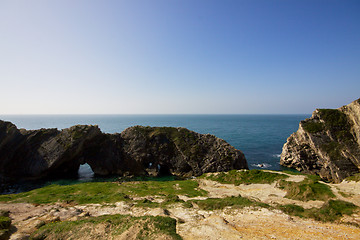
[280,98,360,182]
[0,122,248,181]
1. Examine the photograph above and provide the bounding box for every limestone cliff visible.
[0,122,248,181]
[280,98,360,182]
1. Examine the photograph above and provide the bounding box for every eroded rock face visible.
[0,121,103,180]
[280,99,360,183]
[120,126,247,177]
[0,122,248,181]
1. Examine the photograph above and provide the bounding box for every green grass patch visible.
[0,211,11,240]
[338,191,353,198]
[125,180,207,198]
[281,170,304,175]
[279,200,358,222]
[203,169,288,185]
[318,109,350,130]
[302,121,324,133]
[0,180,207,205]
[302,109,354,144]
[31,214,182,240]
[279,175,335,201]
[0,216,11,230]
[191,195,269,210]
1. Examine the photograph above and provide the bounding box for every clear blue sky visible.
[1,0,359,114]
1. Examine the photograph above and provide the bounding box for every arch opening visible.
[158,164,172,176]
[78,163,94,181]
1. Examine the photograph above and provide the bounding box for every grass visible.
[0,216,11,230]
[302,109,353,142]
[317,109,350,130]
[281,170,304,175]
[279,200,358,222]
[0,211,11,240]
[278,175,335,201]
[302,121,324,133]
[338,191,353,198]
[202,169,289,185]
[191,195,270,210]
[0,180,207,205]
[31,214,182,240]
[300,108,357,173]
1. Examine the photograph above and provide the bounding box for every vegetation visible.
[0,211,11,240]
[317,109,350,130]
[71,125,91,140]
[191,195,269,210]
[302,121,324,133]
[31,214,182,240]
[2,168,359,236]
[0,180,207,205]
[346,173,360,182]
[202,169,288,185]
[279,200,358,222]
[278,175,335,201]
[302,109,354,143]
[281,170,304,175]
[132,126,207,160]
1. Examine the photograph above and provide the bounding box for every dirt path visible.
[176,208,360,240]
[196,174,323,209]
[327,180,360,207]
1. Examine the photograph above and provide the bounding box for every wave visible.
[272,154,281,158]
[251,163,272,169]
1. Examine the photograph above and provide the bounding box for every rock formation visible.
[280,98,360,182]
[0,122,248,181]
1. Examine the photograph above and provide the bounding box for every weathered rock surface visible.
[280,98,360,182]
[0,122,248,181]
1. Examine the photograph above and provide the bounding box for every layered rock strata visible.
[280,99,360,182]
[0,122,248,181]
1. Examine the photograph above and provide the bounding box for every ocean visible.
[0,114,308,192]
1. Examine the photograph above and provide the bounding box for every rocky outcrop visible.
[120,126,247,177]
[280,99,360,183]
[0,122,248,181]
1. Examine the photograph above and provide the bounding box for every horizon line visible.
[0,113,311,116]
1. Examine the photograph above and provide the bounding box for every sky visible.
[0,0,359,114]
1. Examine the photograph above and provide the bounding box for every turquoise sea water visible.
[1,114,309,171]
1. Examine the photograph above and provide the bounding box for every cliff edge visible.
[280,98,360,182]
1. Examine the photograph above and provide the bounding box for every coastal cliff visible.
[0,122,248,181]
[280,99,360,183]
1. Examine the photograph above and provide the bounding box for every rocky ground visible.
[1,171,360,239]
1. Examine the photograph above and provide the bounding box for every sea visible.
[0,114,309,193]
